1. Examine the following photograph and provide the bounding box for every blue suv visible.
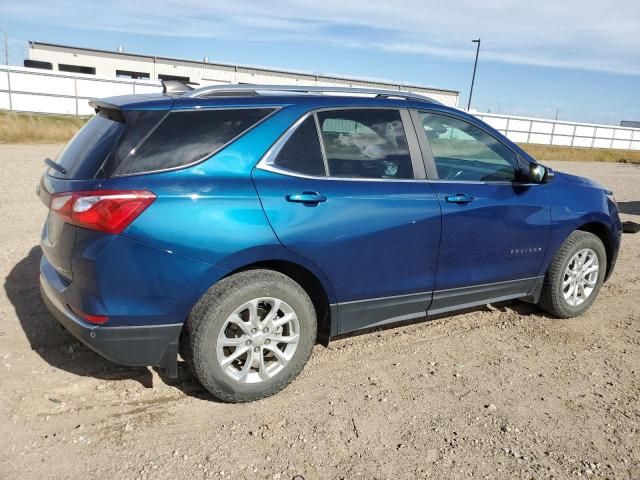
[39,84,622,402]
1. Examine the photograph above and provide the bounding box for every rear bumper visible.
[40,272,182,377]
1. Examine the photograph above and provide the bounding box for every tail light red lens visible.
[68,305,109,324]
[50,190,156,234]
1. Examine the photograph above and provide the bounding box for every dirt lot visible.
[0,144,638,480]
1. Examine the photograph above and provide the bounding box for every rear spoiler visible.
[88,99,125,122]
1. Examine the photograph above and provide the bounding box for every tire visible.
[537,231,606,318]
[182,269,317,403]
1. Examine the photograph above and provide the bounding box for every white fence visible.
[2,64,639,151]
[474,112,640,151]
[0,64,161,116]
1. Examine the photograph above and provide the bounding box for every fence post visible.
[6,66,12,111]
[74,76,78,117]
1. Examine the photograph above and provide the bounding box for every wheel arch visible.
[222,259,336,343]
[576,221,614,281]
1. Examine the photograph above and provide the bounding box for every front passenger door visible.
[414,110,551,314]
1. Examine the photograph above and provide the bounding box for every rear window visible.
[51,111,126,179]
[115,108,274,176]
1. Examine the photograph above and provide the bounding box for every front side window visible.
[418,112,517,182]
[115,108,273,175]
[273,116,326,176]
[317,109,413,179]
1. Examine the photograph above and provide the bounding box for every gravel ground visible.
[0,144,639,480]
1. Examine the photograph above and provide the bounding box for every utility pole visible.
[467,38,481,111]
[555,108,559,120]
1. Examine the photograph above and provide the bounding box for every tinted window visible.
[115,108,273,175]
[116,69,150,80]
[52,111,125,179]
[273,116,326,176]
[419,112,516,182]
[24,59,52,70]
[96,110,167,178]
[317,109,413,179]
[58,64,96,75]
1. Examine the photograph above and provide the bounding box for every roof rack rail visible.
[181,84,440,104]
[161,79,200,94]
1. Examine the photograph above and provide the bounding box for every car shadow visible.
[617,201,640,216]
[4,245,196,392]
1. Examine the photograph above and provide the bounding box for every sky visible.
[1,0,639,125]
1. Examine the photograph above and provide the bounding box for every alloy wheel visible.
[562,248,599,307]
[216,298,300,384]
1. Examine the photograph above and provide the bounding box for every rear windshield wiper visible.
[45,158,67,175]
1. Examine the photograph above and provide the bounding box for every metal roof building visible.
[26,41,459,107]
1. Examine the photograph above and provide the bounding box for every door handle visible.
[445,193,474,204]
[286,192,327,205]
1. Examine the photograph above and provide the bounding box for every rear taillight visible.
[50,190,156,234]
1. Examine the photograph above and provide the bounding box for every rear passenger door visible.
[252,108,441,334]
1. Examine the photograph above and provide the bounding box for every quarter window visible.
[273,116,326,176]
[317,109,414,179]
[418,112,517,182]
[115,108,273,175]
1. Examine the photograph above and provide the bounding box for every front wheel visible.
[182,269,317,403]
[537,230,607,318]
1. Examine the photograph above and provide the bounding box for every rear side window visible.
[115,108,274,176]
[317,109,413,179]
[97,110,167,178]
[52,111,125,179]
[273,116,326,176]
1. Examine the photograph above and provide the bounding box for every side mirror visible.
[528,163,554,184]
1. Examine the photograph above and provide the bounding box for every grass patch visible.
[1,111,638,165]
[0,111,88,144]
[520,144,640,164]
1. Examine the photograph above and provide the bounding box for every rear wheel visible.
[537,231,606,318]
[182,269,316,402]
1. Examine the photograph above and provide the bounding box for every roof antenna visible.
[161,79,200,94]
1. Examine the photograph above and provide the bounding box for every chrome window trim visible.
[112,106,281,178]
[257,106,426,183]
[312,113,330,176]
